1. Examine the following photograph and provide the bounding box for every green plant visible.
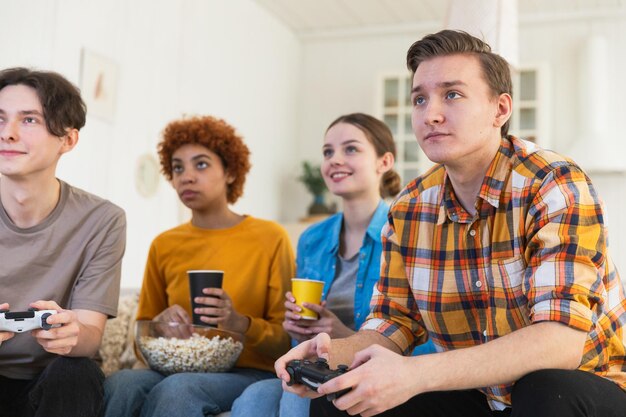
[298,161,327,196]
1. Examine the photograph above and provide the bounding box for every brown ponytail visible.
[380,170,402,198]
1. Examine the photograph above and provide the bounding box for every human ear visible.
[376,152,395,174]
[59,129,79,154]
[494,93,513,129]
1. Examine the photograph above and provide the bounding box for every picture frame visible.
[80,49,119,122]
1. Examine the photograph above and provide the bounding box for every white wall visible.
[3,2,626,286]
[0,0,301,289]
[295,17,626,275]
[289,29,432,220]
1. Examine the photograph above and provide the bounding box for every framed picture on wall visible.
[80,49,118,122]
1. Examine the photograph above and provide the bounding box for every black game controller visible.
[286,358,350,401]
[0,309,60,332]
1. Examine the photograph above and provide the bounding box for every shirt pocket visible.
[490,256,531,330]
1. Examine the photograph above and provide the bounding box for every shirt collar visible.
[326,200,389,253]
[365,200,389,243]
[436,137,514,225]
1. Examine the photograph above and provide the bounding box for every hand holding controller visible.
[286,358,351,401]
[0,309,60,332]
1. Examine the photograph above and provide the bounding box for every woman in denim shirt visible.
[232,113,435,417]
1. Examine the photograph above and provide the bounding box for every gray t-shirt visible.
[325,253,359,330]
[0,180,126,379]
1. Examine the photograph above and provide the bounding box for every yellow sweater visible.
[137,216,294,372]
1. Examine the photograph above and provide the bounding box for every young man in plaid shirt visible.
[276,30,626,417]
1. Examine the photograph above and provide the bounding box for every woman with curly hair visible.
[104,116,295,417]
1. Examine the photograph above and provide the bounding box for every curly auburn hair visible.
[157,116,251,204]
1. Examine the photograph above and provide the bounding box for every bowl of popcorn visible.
[135,320,244,375]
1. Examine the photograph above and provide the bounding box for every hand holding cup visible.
[290,278,324,320]
[188,270,223,327]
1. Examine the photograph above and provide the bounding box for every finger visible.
[280,379,325,399]
[302,302,324,314]
[350,346,375,369]
[274,340,317,379]
[345,399,371,417]
[283,322,313,336]
[29,300,62,311]
[284,310,303,321]
[289,317,317,327]
[38,336,76,353]
[284,291,296,303]
[318,371,350,397]
[301,325,327,335]
[43,310,70,326]
[285,301,302,313]
[315,333,332,360]
[195,307,223,318]
[0,332,15,343]
[201,288,223,298]
[194,296,221,308]
[173,309,192,325]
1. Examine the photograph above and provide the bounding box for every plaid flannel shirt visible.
[362,136,626,408]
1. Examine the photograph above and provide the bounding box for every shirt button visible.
[357,283,363,288]
[469,229,476,237]
[475,281,482,288]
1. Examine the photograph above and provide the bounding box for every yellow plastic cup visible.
[291,278,325,320]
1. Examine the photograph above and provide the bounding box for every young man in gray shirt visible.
[0,67,126,417]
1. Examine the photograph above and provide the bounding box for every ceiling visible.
[253,0,626,37]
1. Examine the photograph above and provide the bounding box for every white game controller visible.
[0,309,61,332]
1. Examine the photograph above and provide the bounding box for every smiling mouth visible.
[330,172,351,179]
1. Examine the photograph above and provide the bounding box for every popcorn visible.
[138,333,243,375]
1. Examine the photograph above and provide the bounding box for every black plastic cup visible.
[187,270,224,326]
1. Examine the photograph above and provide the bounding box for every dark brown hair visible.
[327,113,401,198]
[406,30,512,137]
[0,67,86,136]
[157,116,251,204]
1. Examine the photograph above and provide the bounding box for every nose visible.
[176,169,196,185]
[328,151,344,166]
[0,119,18,142]
[424,100,444,126]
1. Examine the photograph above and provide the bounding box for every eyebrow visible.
[0,109,43,116]
[171,154,212,163]
[411,80,467,95]
[0,109,44,116]
[323,139,361,149]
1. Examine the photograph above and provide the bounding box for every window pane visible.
[404,141,420,162]
[405,77,413,106]
[384,79,399,107]
[384,114,398,135]
[404,114,413,136]
[520,71,536,101]
[520,108,536,130]
[403,168,419,185]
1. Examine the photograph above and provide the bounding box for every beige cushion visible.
[99,292,139,376]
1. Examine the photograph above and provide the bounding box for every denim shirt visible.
[296,200,389,330]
